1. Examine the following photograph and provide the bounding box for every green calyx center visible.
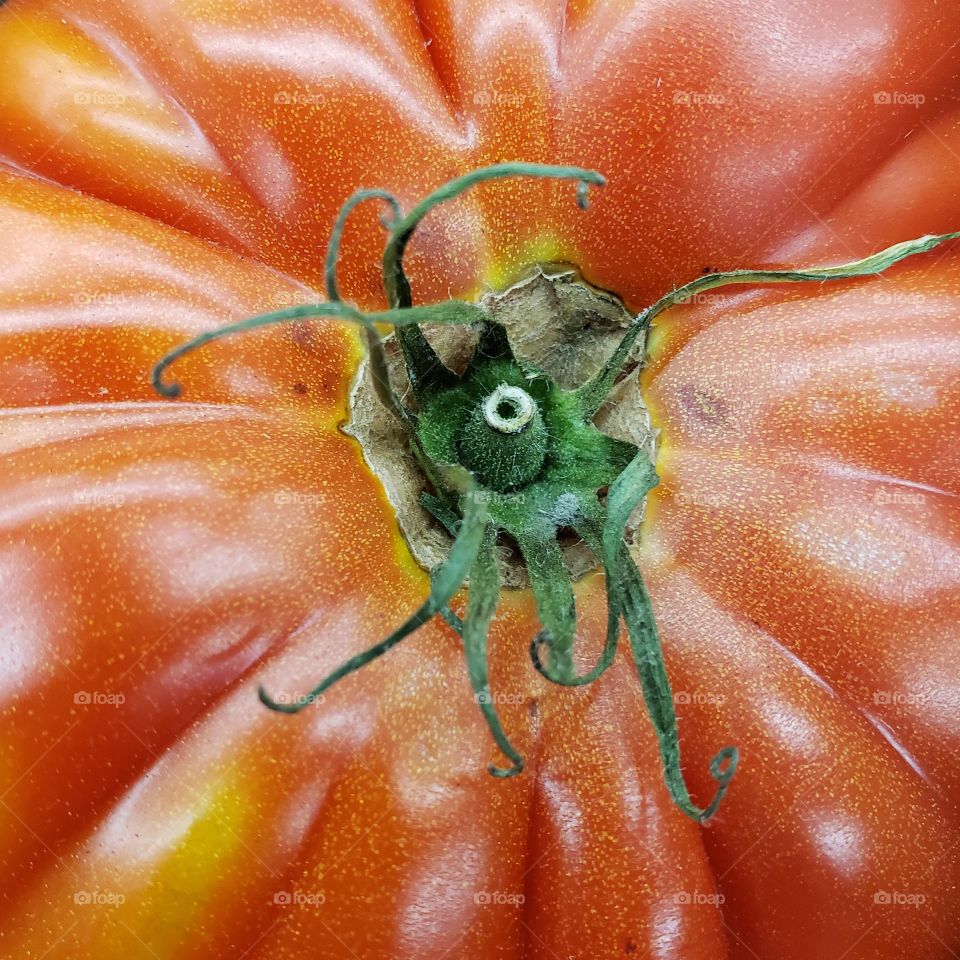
[456,382,547,492]
[418,338,633,516]
[483,385,536,433]
[152,161,960,824]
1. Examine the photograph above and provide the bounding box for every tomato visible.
[1,1,959,958]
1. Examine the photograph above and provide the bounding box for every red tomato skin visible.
[0,1,958,958]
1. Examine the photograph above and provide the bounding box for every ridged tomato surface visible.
[0,1,958,957]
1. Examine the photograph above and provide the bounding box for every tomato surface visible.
[1,1,959,958]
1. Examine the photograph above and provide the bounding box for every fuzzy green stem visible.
[576,229,960,417]
[605,452,738,821]
[462,526,525,777]
[518,531,577,684]
[151,300,485,403]
[324,188,402,303]
[458,385,548,492]
[529,510,619,687]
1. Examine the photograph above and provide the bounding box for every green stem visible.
[382,163,605,401]
[462,526,525,777]
[259,492,488,714]
[322,189,409,423]
[604,452,737,821]
[530,510,619,687]
[576,229,960,417]
[384,163,605,309]
[426,506,468,637]
[324,188,402,303]
[602,451,658,560]
[151,299,484,410]
[518,531,577,684]
[618,556,738,821]
[430,571,465,637]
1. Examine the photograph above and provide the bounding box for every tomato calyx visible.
[152,163,960,821]
[440,375,551,493]
[346,263,655,589]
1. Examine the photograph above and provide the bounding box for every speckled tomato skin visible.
[0,1,959,958]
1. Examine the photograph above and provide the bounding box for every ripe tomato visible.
[1,1,959,958]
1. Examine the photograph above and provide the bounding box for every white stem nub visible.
[482,384,535,434]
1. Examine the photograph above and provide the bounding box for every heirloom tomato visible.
[0,1,959,959]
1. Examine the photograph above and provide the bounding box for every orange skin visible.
[0,1,959,957]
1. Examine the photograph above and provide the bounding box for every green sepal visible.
[604,453,738,821]
[462,527,525,777]
[577,228,960,417]
[467,320,516,368]
[516,529,577,683]
[258,492,489,714]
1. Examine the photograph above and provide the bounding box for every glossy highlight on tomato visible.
[1,1,959,959]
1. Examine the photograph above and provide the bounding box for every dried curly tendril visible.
[152,162,960,821]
